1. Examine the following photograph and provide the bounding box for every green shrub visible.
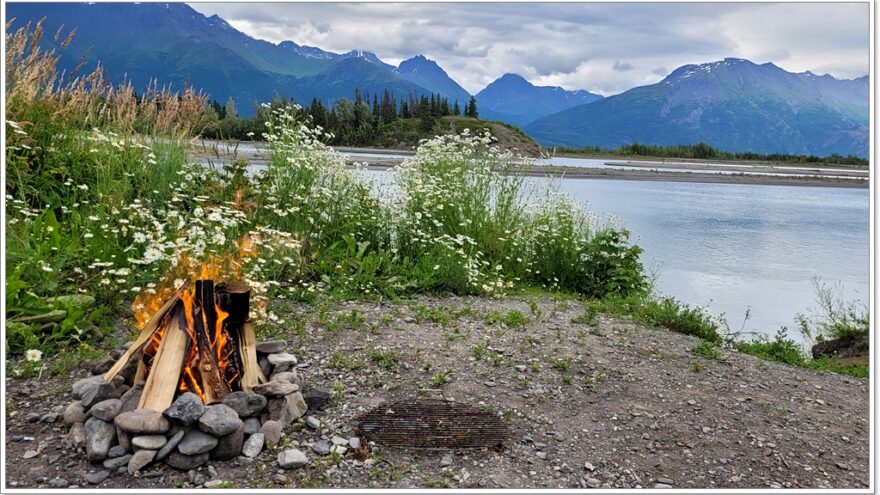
[691,340,721,360]
[734,329,806,366]
[599,294,723,343]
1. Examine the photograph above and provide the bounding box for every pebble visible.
[90,399,122,421]
[253,381,300,397]
[118,384,144,414]
[23,450,39,459]
[304,416,321,430]
[349,437,361,449]
[212,422,245,461]
[331,435,348,446]
[657,477,674,485]
[163,392,205,426]
[330,445,347,455]
[440,454,453,467]
[132,434,167,450]
[260,420,282,448]
[242,433,265,458]
[128,449,157,475]
[267,353,298,373]
[256,340,287,354]
[243,417,262,435]
[102,454,132,470]
[584,462,595,471]
[303,388,330,410]
[84,470,110,485]
[204,480,228,488]
[115,410,170,434]
[107,445,128,458]
[199,405,242,437]
[654,483,673,489]
[312,440,331,455]
[178,430,219,455]
[277,448,309,469]
[82,383,121,409]
[40,412,59,423]
[222,391,267,417]
[262,392,308,426]
[47,478,69,488]
[84,417,116,462]
[71,375,105,400]
[156,430,185,461]
[165,452,209,470]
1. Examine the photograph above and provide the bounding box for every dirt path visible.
[4,296,869,489]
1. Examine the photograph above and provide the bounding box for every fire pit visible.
[63,279,308,475]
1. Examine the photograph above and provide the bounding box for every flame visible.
[130,230,271,403]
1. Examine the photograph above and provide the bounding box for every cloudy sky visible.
[191,2,869,96]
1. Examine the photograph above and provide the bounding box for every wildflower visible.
[143,246,163,263]
[25,349,42,362]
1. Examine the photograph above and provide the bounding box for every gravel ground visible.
[4,295,870,489]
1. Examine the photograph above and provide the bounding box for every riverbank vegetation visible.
[551,142,869,167]
[5,22,868,382]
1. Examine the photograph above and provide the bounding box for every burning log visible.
[138,307,190,412]
[102,278,264,411]
[103,282,189,382]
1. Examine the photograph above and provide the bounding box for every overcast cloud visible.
[191,2,869,95]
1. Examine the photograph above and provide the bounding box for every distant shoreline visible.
[190,141,869,189]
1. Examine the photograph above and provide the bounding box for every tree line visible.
[555,142,868,167]
[201,89,479,146]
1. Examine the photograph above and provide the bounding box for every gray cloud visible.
[191,3,869,96]
[613,60,634,72]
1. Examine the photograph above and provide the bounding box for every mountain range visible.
[6,3,869,157]
[526,58,869,157]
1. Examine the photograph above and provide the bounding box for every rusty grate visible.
[356,399,508,450]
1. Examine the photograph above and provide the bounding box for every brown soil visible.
[4,295,869,489]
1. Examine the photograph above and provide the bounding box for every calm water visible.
[359,170,869,340]
[552,179,869,339]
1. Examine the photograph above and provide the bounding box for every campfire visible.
[63,267,315,476]
[104,279,265,411]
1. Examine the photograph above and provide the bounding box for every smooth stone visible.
[67,422,86,449]
[107,445,128,458]
[655,483,673,489]
[330,445,347,455]
[312,440,330,456]
[165,452,209,471]
[178,430,218,455]
[262,392,307,426]
[267,353,297,373]
[204,480,229,488]
[115,410,170,434]
[127,449,156,475]
[132,435,167,450]
[304,416,321,430]
[118,384,144,414]
[277,449,308,469]
[198,404,242,437]
[40,412,59,423]
[270,371,297,383]
[84,417,116,462]
[63,401,86,425]
[349,437,361,449]
[657,477,675,485]
[222,391,267,417]
[84,470,110,485]
[256,340,287,354]
[102,454,132,470]
[242,433,264,458]
[211,422,245,461]
[155,430,185,461]
[71,376,105,400]
[302,388,330,411]
[252,381,299,397]
[90,399,122,421]
[82,383,121,409]
[116,426,131,451]
[259,420,282,448]
[47,478,69,488]
[164,392,204,426]
[258,358,271,378]
[440,454,453,467]
[243,417,262,435]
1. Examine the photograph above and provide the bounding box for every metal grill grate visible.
[356,399,508,450]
